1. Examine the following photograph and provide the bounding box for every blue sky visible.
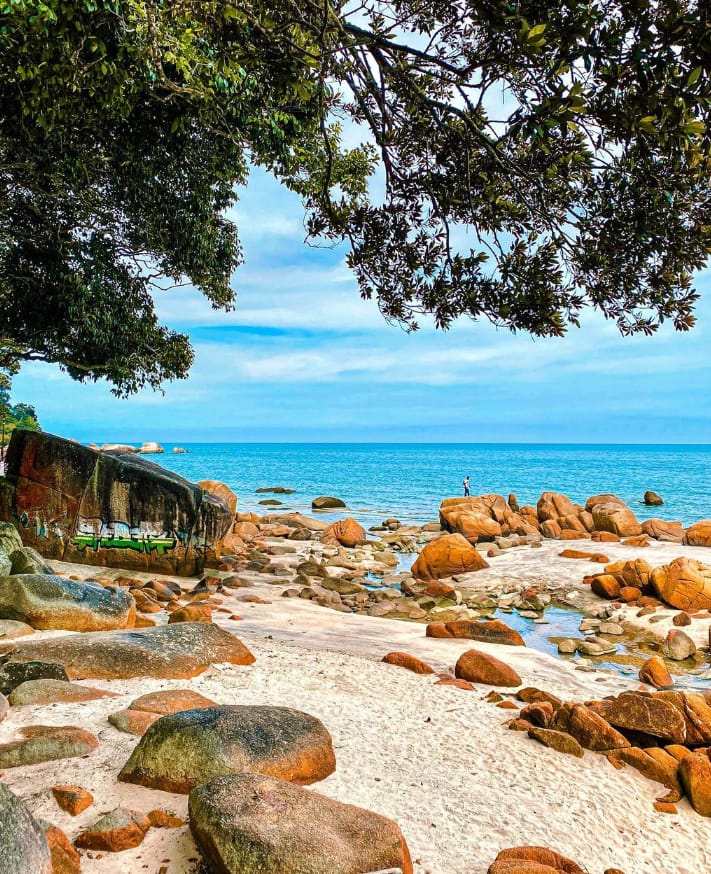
[13,167,711,444]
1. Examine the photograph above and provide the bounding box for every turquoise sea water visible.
[157,443,711,529]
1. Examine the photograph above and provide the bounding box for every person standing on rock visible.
[463,476,470,497]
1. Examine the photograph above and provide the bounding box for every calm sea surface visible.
[156,444,711,529]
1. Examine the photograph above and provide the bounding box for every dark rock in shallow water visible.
[0,430,233,575]
[312,496,346,510]
[189,773,413,874]
[118,705,336,793]
[0,622,255,679]
[0,783,52,874]
[643,490,664,506]
[0,574,135,631]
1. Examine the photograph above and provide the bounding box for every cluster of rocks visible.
[503,677,711,819]
[573,555,711,661]
[439,490,711,548]
[0,618,412,872]
[88,442,165,454]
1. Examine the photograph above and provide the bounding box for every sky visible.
[12,166,711,444]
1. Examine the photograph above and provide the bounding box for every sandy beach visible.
[2,535,711,874]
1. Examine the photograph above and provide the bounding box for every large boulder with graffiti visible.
[0,431,233,576]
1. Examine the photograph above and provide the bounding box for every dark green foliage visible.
[0,0,709,393]
[0,389,40,446]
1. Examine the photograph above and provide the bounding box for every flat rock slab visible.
[8,679,119,706]
[189,773,413,874]
[0,783,52,874]
[0,574,135,631]
[0,725,99,768]
[127,688,217,715]
[119,705,336,793]
[600,691,687,743]
[0,622,255,679]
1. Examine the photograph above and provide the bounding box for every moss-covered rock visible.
[119,705,336,793]
[189,774,413,874]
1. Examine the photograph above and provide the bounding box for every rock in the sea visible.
[0,783,52,874]
[75,807,151,852]
[683,520,711,548]
[650,557,711,611]
[0,574,135,631]
[382,652,434,674]
[322,517,367,548]
[312,496,346,510]
[139,442,164,454]
[662,629,696,661]
[52,785,94,816]
[0,622,255,679]
[439,497,504,542]
[411,533,489,581]
[0,725,99,768]
[455,649,521,687]
[189,773,413,874]
[537,491,580,523]
[643,490,664,506]
[119,705,336,793]
[488,846,586,874]
[639,656,673,689]
[589,499,642,537]
[425,619,524,646]
[8,679,118,706]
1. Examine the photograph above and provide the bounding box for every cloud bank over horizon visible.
[14,167,711,444]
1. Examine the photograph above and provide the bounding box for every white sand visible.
[1,539,711,873]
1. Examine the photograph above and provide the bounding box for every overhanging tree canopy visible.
[1,0,709,393]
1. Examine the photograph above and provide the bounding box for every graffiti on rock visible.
[19,511,65,541]
[71,519,178,556]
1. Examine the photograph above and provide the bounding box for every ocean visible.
[156,443,711,529]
